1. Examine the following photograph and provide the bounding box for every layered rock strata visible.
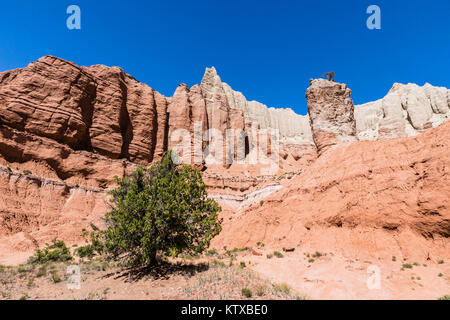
[355,83,450,140]
[306,79,357,155]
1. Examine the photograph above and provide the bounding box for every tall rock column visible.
[306,79,357,155]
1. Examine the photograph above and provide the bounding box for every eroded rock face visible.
[1,55,450,265]
[0,56,169,165]
[202,67,316,167]
[306,79,357,155]
[213,120,450,261]
[355,83,450,140]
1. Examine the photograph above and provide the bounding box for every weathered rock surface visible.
[1,55,450,267]
[202,67,316,168]
[306,79,357,155]
[0,56,316,180]
[213,120,450,261]
[0,166,107,265]
[355,83,450,140]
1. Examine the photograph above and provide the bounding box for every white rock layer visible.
[355,83,450,140]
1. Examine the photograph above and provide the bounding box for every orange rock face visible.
[0,55,449,276]
[213,121,450,261]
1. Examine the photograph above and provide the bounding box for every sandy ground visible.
[244,247,450,300]
[0,248,448,300]
[0,256,302,300]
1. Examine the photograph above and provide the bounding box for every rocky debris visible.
[306,79,357,155]
[355,83,450,140]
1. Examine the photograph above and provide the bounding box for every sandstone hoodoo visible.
[0,56,449,296]
[306,79,357,155]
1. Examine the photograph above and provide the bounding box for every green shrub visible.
[75,227,104,259]
[23,170,32,176]
[273,283,291,295]
[241,288,252,298]
[50,270,61,283]
[402,263,413,269]
[210,259,226,268]
[438,295,450,300]
[28,239,72,264]
[274,251,284,258]
[240,262,246,269]
[392,256,396,262]
[254,284,267,297]
[91,152,221,267]
[206,249,218,257]
[266,254,273,259]
[308,258,315,263]
[36,266,47,277]
[438,273,443,277]
[438,260,444,264]
[75,245,95,259]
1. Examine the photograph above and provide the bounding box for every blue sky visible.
[1,0,449,115]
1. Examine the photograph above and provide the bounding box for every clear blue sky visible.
[1,0,449,115]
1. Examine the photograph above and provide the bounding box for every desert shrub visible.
[274,251,284,258]
[266,254,273,259]
[241,288,252,298]
[23,170,32,176]
[210,259,226,268]
[98,152,222,267]
[438,295,450,300]
[273,283,291,295]
[402,263,413,269]
[50,270,61,283]
[206,249,218,257]
[240,262,246,269]
[75,245,95,259]
[438,260,444,264]
[254,284,267,297]
[28,239,72,264]
[75,227,104,259]
[36,266,47,277]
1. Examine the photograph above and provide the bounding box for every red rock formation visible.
[1,55,449,268]
[213,121,450,261]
